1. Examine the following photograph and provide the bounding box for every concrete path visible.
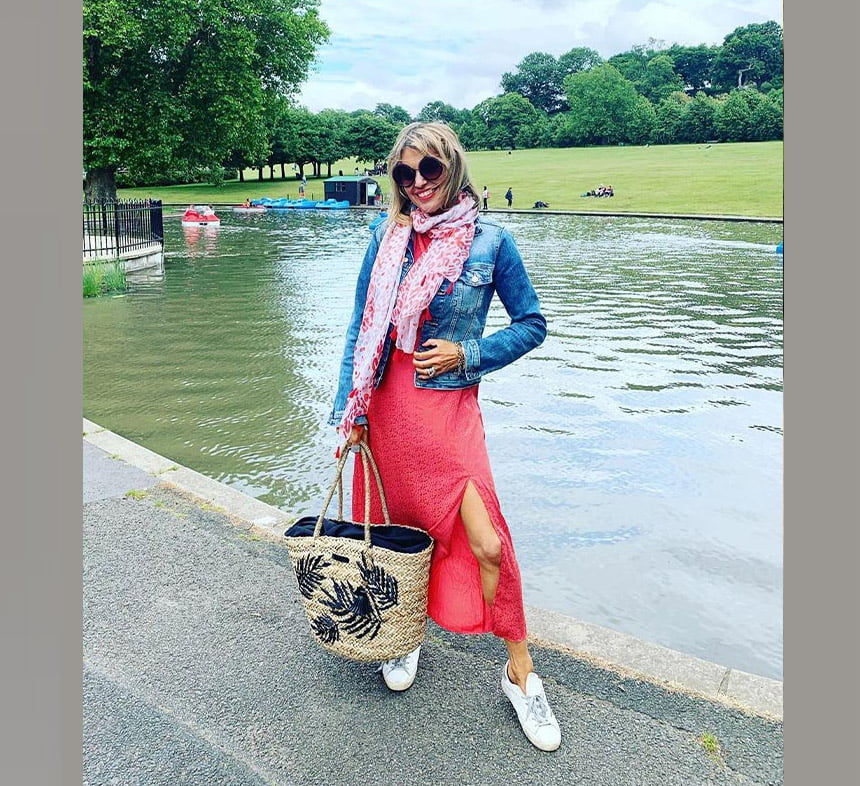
[83,420,783,786]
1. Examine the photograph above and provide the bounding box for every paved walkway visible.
[83,419,783,786]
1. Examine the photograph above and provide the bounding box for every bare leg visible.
[460,481,534,692]
[459,481,501,605]
[503,638,535,692]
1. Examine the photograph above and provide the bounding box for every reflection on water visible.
[181,224,222,256]
[84,210,783,679]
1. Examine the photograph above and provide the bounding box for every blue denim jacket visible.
[328,216,547,426]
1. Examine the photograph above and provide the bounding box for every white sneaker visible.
[501,660,561,751]
[378,645,421,691]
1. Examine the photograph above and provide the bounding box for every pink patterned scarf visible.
[339,192,478,438]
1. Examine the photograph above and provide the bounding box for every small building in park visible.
[323,175,380,206]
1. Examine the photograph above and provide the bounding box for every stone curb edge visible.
[83,418,782,720]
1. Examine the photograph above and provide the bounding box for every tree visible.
[264,98,295,180]
[269,105,316,178]
[678,92,718,143]
[223,148,253,183]
[750,94,783,141]
[562,64,642,145]
[664,44,718,94]
[721,89,776,142]
[626,96,657,145]
[557,47,603,77]
[635,54,684,104]
[514,112,551,150]
[759,87,784,139]
[714,89,762,141]
[83,0,329,200]
[501,52,567,115]
[456,116,489,151]
[472,92,541,150]
[711,21,783,93]
[345,111,399,166]
[373,103,412,125]
[553,47,603,113]
[607,41,663,85]
[545,112,574,148]
[313,109,352,176]
[652,93,689,144]
[416,101,470,126]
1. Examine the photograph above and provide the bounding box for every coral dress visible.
[351,233,527,643]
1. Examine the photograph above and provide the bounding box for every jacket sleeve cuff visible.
[326,410,368,427]
[462,339,481,381]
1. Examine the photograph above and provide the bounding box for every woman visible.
[329,122,560,752]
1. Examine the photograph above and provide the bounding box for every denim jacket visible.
[328,216,547,426]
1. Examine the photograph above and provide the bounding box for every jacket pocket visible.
[454,263,494,314]
[460,263,493,287]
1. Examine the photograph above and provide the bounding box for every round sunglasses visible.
[391,155,445,188]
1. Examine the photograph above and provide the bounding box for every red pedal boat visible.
[181,205,221,226]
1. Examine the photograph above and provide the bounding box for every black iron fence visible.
[83,199,164,258]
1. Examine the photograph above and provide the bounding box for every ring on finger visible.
[427,366,436,378]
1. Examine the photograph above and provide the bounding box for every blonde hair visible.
[385,122,479,225]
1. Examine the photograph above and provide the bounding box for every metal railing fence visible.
[83,199,163,258]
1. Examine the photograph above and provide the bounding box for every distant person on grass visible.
[505,187,513,207]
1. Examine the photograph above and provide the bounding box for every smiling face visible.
[385,122,478,225]
[399,146,449,215]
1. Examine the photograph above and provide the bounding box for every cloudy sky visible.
[296,0,783,116]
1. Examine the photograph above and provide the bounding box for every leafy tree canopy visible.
[663,44,718,93]
[472,92,541,150]
[636,54,685,104]
[711,21,783,92]
[607,39,666,84]
[557,47,603,77]
[90,14,783,191]
[562,64,643,145]
[345,111,400,165]
[83,0,329,199]
[501,51,566,115]
[373,103,412,125]
[416,101,470,126]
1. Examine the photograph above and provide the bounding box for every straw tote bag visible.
[283,440,434,662]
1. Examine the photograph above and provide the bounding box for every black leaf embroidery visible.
[310,614,339,644]
[294,553,331,599]
[319,580,382,640]
[358,553,399,611]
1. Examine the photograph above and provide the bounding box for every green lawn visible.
[117,141,783,219]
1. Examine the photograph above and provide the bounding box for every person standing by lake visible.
[482,185,490,210]
[505,187,513,207]
[329,121,560,752]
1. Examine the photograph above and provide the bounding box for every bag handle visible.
[313,442,365,539]
[358,439,392,527]
[331,439,389,523]
[313,440,391,546]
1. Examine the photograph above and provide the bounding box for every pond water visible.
[83,209,784,679]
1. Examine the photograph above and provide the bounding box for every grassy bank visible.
[83,259,127,297]
[118,141,782,219]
